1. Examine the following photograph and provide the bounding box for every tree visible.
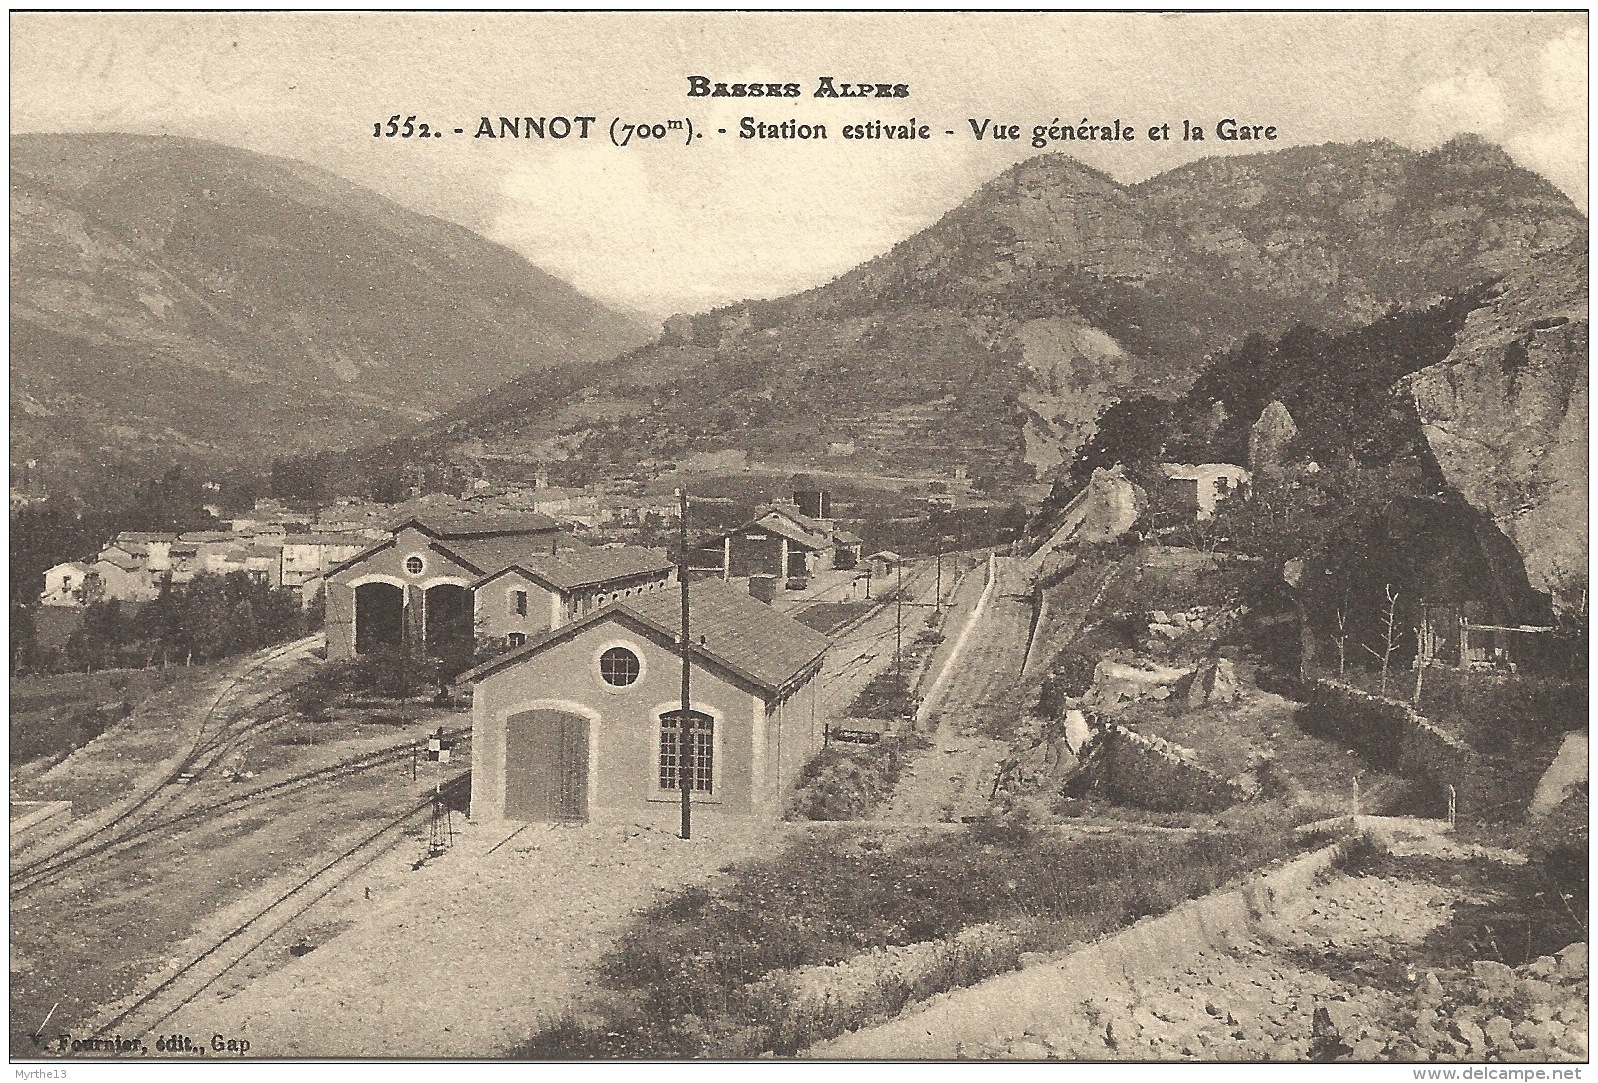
[1362,584,1401,695]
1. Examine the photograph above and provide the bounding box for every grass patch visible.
[513,810,1305,1058]
[787,734,931,821]
[9,668,181,768]
[793,601,874,636]
[846,669,915,721]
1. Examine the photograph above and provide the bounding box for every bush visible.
[788,735,928,821]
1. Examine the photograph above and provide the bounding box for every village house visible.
[110,532,176,573]
[462,578,829,823]
[323,512,583,661]
[39,561,92,607]
[88,549,160,604]
[1158,463,1252,521]
[278,533,370,595]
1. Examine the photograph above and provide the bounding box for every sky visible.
[10,11,1588,318]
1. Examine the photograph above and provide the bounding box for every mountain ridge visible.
[410,136,1583,483]
[10,132,654,496]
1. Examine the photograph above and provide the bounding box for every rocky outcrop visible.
[1248,400,1302,482]
[1027,465,1144,576]
[1404,246,1588,596]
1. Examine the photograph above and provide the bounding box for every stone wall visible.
[1074,724,1251,814]
[1299,679,1493,820]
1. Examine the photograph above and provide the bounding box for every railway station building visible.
[461,579,828,823]
[324,513,576,661]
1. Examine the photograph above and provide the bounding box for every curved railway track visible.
[12,636,321,890]
[11,727,472,895]
[92,772,470,1041]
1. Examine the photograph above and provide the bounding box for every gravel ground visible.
[879,559,1029,823]
[167,817,781,1057]
[961,868,1588,1062]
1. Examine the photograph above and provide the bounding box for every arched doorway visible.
[505,709,590,821]
[353,582,404,654]
[423,583,474,660]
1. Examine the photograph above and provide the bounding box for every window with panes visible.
[658,710,713,792]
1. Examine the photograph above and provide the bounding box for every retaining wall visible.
[808,840,1348,1059]
[1299,679,1492,820]
[1074,725,1250,814]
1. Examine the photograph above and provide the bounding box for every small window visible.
[659,710,713,792]
[512,589,528,616]
[599,646,640,687]
[507,632,527,647]
[404,555,425,576]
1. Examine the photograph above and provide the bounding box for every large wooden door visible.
[504,709,590,821]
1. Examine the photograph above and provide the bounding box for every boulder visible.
[1556,942,1587,980]
[1061,709,1092,755]
[1249,400,1301,483]
[1186,658,1241,710]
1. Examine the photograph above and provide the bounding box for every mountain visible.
[10,133,653,495]
[412,137,1583,495]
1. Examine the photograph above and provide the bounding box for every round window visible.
[404,555,425,576]
[599,646,641,687]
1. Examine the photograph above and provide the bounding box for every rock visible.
[1061,709,1091,755]
[1556,942,1587,980]
[1150,622,1184,639]
[1351,1038,1385,1060]
[1249,400,1302,483]
[1483,1015,1515,1049]
[1418,972,1446,1006]
[1319,1000,1359,1036]
[1525,955,1560,979]
[1514,978,1556,1006]
[1454,1019,1487,1057]
[1473,959,1518,999]
[1387,1039,1421,1061]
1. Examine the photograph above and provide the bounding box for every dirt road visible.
[161,818,779,1057]
[878,557,1033,823]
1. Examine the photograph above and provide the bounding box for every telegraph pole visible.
[895,553,904,717]
[677,487,692,840]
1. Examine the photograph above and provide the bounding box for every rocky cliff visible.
[422,137,1583,496]
[1403,246,1588,596]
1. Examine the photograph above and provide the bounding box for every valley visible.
[10,122,1587,1067]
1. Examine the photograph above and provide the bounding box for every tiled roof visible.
[464,579,829,695]
[399,512,563,538]
[96,549,143,571]
[281,533,371,547]
[117,531,177,542]
[834,528,864,545]
[749,514,828,550]
[478,546,674,591]
[434,532,586,575]
[620,579,830,692]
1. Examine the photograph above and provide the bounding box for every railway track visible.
[92,771,471,1042]
[11,636,321,890]
[11,728,472,895]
